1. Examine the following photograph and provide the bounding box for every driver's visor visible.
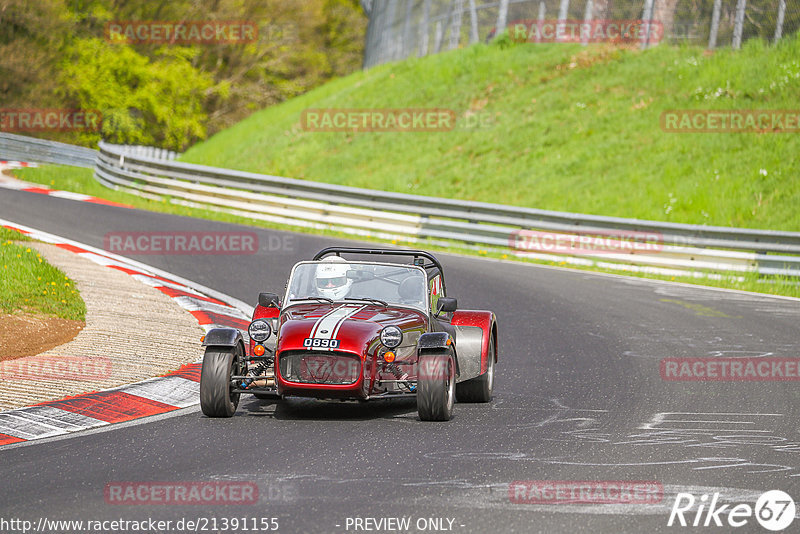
[316,276,347,288]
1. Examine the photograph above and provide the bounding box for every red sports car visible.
[199,247,497,421]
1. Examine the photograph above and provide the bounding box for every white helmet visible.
[315,257,353,300]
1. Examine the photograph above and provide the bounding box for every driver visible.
[315,257,353,300]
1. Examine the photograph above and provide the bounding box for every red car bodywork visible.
[250,302,497,400]
[252,302,428,399]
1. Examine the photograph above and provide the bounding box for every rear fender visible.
[452,310,497,376]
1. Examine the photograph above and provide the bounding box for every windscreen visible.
[285,261,427,311]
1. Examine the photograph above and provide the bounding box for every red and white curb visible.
[0,160,38,169]
[0,161,132,208]
[0,219,254,448]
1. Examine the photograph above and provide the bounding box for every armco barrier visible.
[94,141,800,279]
[2,133,799,279]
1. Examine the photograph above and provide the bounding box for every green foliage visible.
[1,0,366,149]
[0,230,86,321]
[0,0,72,109]
[180,33,800,231]
[58,38,215,149]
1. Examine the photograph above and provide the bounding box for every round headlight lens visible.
[248,319,272,343]
[380,326,403,348]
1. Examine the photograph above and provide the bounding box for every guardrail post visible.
[496,0,510,37]
[582,0,593,45]
[708,0,721,49]
[537,1,546,43]
[732,0,746,49]
[402,0,414,58]
[558,0,570,22]
[468,0,479,43]
[641,0,655,49]
[774,0,786,43]
[449,0,464,50]
[419,0,431,56]
[362,0,380,67]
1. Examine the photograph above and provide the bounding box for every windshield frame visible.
[283,260,429,314]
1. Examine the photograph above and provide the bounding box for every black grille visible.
[279,351,361,385]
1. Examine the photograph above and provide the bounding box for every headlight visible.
[380,326,403,348]
[248,319,272,343]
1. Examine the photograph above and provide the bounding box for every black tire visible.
[417,351,455,421]
[456,335,495,403]
[200,345,242,417]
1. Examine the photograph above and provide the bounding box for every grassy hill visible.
[181,33,800,231]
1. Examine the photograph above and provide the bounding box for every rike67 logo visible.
[668,490,795,531]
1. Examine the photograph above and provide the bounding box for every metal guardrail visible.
[93,140,800,279]
[110,145,179,161]
[2,133,798,278]
[0,134,177,168]
[0,132,98,168]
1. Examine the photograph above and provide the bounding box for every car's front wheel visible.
[200,345,242,417]
[417,351,455,421]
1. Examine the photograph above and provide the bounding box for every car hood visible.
[277,302,427,355]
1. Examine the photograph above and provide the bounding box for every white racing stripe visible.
[310,304,365,344]
[308,306,342,339]
[330,305,365,341]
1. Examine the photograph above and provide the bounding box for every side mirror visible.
[258,292,281,308]
[437,297,457,314]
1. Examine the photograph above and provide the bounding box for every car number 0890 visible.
[304,338,340,349]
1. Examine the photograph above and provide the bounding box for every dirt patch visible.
[540,44,623,84]
[0,313,84,361]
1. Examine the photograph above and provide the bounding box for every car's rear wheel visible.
[456,335,495,403]
[200,345,242,417]
[417,351,455,421]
